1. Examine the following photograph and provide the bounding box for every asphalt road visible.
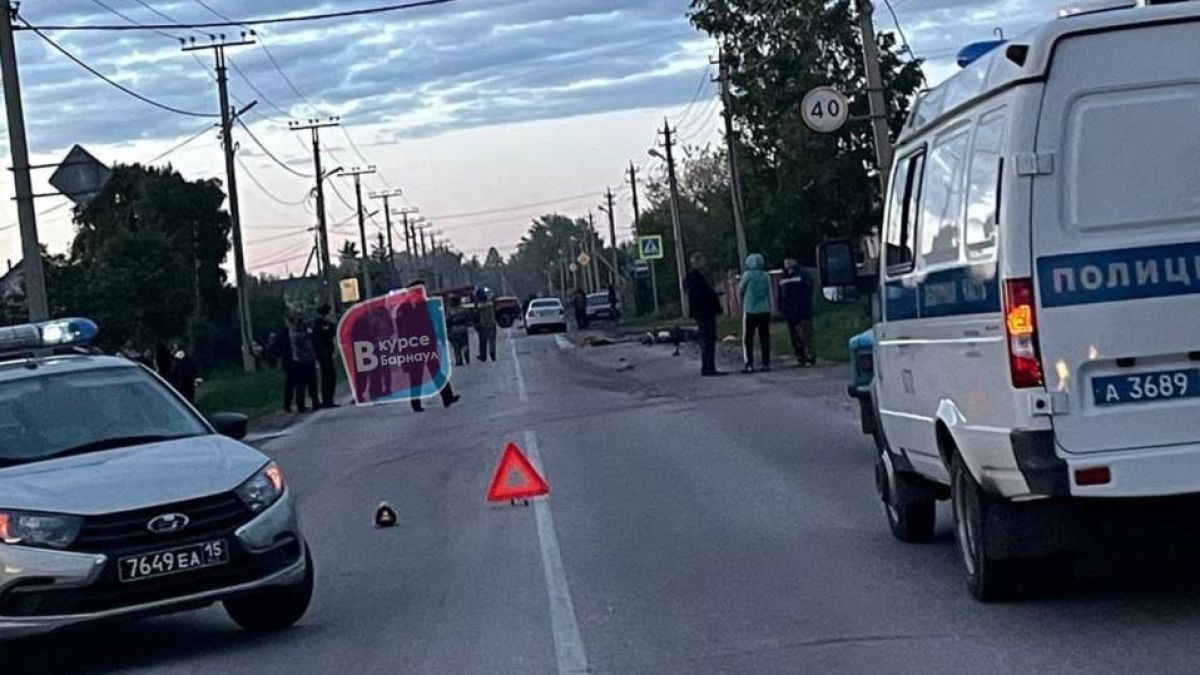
[12,328,1200,674]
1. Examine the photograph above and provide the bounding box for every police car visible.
[821,0,1200,600]
[0,319,313,638]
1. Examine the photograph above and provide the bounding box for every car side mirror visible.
[209,412,249,440]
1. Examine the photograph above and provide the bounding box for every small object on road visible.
[375,502,398,528]
[486,442,550,503]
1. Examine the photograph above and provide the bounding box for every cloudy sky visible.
[0,0,1048,277]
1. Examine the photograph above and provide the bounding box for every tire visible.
[951,456,1020,602]
[876,449,935,543]
[224,548,314,632]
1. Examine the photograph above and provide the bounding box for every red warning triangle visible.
[486,443,550,502]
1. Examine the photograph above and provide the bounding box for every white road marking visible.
[524,430,589,675]
[510,335,527,402]
[554,334,574,350]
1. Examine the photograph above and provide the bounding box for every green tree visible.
[60,164,233,358]
[689,0,924,264]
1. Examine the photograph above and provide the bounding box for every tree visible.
[689,0,924,264]
[57,164,233,359]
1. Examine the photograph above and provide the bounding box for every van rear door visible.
[1032,19,1200,454]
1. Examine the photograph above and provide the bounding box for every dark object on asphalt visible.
[685,253,722,376]
[375,502,398,528]
[702,370,729,377]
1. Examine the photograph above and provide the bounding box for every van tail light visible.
[1004,278,1044,388]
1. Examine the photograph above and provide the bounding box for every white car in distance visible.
[524,298,568,334]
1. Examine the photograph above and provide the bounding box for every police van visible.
[820,0,1200,600]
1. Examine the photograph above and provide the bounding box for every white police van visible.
[821,0,1200,600]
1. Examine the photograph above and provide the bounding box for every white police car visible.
[821,1,1200,600]
[0,319,312,638]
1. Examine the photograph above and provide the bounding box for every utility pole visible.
[184,34,258,372]
[588,211,602,292]
[714,49,749,268]
[396,207,419,271]
[370,189,403,290]
[855,0,895,194]
[604,188,619,287]
[655,119,689,317]
[339,165,377,299]
[418,223,429,261]
[1,1,47,321]
[290,116,341,306]
[629,162,659,315]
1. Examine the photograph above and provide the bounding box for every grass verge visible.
[715,299,870,363]
[195,367,287,419]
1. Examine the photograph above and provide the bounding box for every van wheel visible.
[952,456,1019,602]
[876,450,935,542]
[224,549,314,632]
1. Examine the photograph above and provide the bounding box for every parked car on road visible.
[525,298,568,334]
[0,318,313,639]
[585,292,620,321]
[846,329,879,449]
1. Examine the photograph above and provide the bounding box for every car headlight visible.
[235,462,286,513]
[0,511,83,549]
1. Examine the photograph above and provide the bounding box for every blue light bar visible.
[0,318,99,355]
[957,39,1008,68]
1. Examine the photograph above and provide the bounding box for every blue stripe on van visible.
[885,264,1001,321]
[1037,242,1200,308]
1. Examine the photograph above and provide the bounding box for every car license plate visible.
[1092,368,1200,407]
[118,540,229,582]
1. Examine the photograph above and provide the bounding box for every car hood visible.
[0,436,266,515]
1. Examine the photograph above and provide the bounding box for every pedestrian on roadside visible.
[474,288,498,362]
[571,287,589,330]
[277,323,298,412]
[264,332,280,369]
[312,304,340,408]
[288,309,319,413]
[403,280,461,413]
[778,259,816,366]
[685,252,725,377]
[607,283,619,320]
[170,342,198,403]
[447,296,472,366]
[739,253,772,373]
[154,342,173,382]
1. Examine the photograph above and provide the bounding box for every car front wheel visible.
[224,548,314,632]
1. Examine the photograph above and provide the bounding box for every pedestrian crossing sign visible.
[639,235,664,261]
[577,252,591,267]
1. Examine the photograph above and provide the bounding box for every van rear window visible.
[1064,85,1200,232]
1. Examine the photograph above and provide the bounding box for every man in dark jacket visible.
[778,259,815,366]
[312,304,339,408]
[571,288,589,329]
[685,252,725,377]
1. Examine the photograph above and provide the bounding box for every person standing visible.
[607,283,619,321]
[474,288,498,362]
[685,252,725,377]
[288,310,319,413]
[402,280,461,413]
[312,304,339,408]
[171,343,198,403]
[571,287,589,330]
[447,296,472,366]
[778,259,815,366]
[739,253,772,373]
[277,324,297,412]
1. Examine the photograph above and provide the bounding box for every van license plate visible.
[1092,369,1200,407]
[118,540,229,582]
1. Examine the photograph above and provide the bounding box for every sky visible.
[0,0,1050,278]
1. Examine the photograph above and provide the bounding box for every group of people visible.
[271,304,340,414]
[446,288,499,367]
[685,253,814,377]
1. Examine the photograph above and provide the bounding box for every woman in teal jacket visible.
[739,253,772,372]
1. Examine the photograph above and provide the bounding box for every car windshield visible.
[0,365,207,465]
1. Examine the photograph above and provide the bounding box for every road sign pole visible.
[650,261,660,315]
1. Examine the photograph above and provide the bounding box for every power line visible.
[145,122,217,163]
[671,66,714,130]
[245,229,309,246]
[228,58,292,119]
[881,0,930,87]
[236,155,310,206]
[18,0,462,32]
[86,0,177,40]
[236,119,313,177]
[427,192,599,222]
[21,20,218,118]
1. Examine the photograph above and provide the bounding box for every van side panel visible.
[1033,22,1200,455]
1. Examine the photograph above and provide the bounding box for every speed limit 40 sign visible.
[801,87,849,134]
